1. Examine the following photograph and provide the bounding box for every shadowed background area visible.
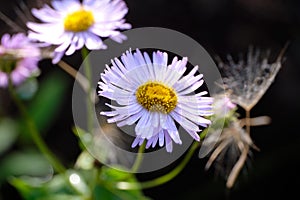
[0,0,300,199]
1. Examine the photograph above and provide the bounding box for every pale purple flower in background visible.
[27,0,131,64]
[212,94,236,118]
[0,33,40,88]
[98,49,213,152]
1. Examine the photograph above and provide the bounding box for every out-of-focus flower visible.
[27,0,131,63]
[0,33,40,88]
[212,93,236,118]
[98,49,213,152]
[218,46,286,110]
[198,93,237,158]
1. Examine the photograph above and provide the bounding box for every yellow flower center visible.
[64,9,95,32]
[136,82,178,114]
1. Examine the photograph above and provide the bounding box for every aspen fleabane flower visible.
[136,82,177,114]
[27,0,131,63]
[0,33,40,88]
[64,10,94,32]
[98,49,213,152]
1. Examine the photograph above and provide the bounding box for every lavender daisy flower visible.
[0,33,40,88]
[27,0,131,64]
[98,49,213,152]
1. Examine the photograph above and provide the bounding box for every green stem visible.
[8,82,66,174]
[90,168,101,200]
[81,48,93,134]
[131,142,146,173]
[200,128,208,140]
[116,141,200,190]
[141,142,199,189]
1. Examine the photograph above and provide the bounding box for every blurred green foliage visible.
[11,167,150,200]
[19,71,69,141]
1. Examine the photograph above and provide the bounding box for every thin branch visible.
[226,145,249,188]
[245,109,251,136]
[0,12,24,33]
[57,60,98,104]
[205,140,230,170]
[57,60,89,91]
[226,109,251,188]
[240,116,271,127]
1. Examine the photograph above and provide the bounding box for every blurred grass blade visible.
[0,118,19,155]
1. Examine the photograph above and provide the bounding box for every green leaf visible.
[99,167,151,200]
[75,151,95,170]
[100,167,134,182]
[93,185,122,200]
[10,177,48,200]
[94,184,151,200]
[10,172,87,200]
[11,166,150,200]
[0,150,53,183]
[0,118,18,155]
[39,195,83,200]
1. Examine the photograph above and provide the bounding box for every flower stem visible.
[8,82,66,174]
[116,142,200,190]
[81,48,93,134]
[57,60,89,94]
[131,142,146,173]
[140,142,198,189]
[226,145,249,188]
[245,109,251,135]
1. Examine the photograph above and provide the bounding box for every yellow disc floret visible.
[64,9,94,32]
[136,82,177,114]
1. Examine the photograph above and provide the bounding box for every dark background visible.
[1,0,300,199]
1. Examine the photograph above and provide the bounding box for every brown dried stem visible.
[226,109,251,188]
[57,60,97,104]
